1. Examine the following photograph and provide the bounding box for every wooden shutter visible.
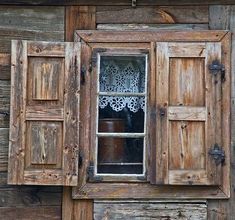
[8,40,80,186]
[152,42,223,185]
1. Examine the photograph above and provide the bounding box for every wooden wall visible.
[0,3,235,220]
[0,6,64,219]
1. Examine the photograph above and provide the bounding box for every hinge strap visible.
[209,60,226,82]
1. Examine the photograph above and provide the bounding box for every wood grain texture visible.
[65,6,95,220]
[0,0,234,5]
[0,129,8,171]
[96,6,208,24]
[76,30,227,43]
[97,24,209,30]
[94,200,207,220]
[153,41,225,186]
[169,122,205,170]
[0,53,10,80]
[169,58,205,106]
[0,6,64,54]
[62,42,80,186]
[168,107,206,121]
[65,6,96,41]
[8,41,80,186]
[8,40,27,185]
[30,58,63,100]
[0,207,61,220]
[205,42,222,185]
[62,187,93,220]
[29,122,62,165]
[0,80,10,127]
[154,42,169,184]
[74,182,227,199]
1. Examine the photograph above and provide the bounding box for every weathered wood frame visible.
[91,47,149,182]
[73,30,230,199]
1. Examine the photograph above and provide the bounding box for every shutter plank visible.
[205,43,222,185]
[8,40,27,184]
[63,42,80,186]
[155,43,169,184]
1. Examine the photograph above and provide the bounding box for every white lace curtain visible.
[99,58,146,113]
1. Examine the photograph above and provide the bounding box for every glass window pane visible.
[98,96,145,133]
[99,56,146,93]
[97,137,144,174]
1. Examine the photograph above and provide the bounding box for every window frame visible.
[73,30,230,199]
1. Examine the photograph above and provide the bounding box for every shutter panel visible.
[152,42,223,185]
[8,40,80,186]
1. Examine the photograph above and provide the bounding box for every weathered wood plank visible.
[0,207,61,220]
[65,6,96,41]
[209,5,231,30]
[0,0,234,5]
[96,6,208,24]
[66,6,95,219]
[76,30,227,43]
[0,128,8,172]
[26,107,64,121]
[0,81,10,128]
[0,53,10,80]
[73,199,93,220]
[208,5,231,220]
[62,42,80,186]
[97,24,209,30]
[94,200,207,220]
[168,107,206,121]
[154,42,169,184]
[8,40,27,184]
[27,42,65,57]
[62,186,93,220]
[0,6,64,53]
[0,186,62,206]
[73,182,227,199]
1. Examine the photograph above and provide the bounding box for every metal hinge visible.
[209,60,225,82]
[80,65,86,85]
[87,162,103,182]
[0,111,9,117]
[208,143,225,166]
[132,0,137,7]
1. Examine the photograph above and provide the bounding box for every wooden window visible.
[90,48,149,182]
[73,30,230,199]
[8,40,80,186]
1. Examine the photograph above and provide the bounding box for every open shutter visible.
[152,42,223,185]
[8,40,80,186]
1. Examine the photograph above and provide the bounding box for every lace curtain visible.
[99,57,146,113]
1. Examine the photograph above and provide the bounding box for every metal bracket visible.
[0,111,9,117]
[208,143,225,166]
[209,60,225,82]
[132,0,137,7]
[80,65,86,85]
[87,162,103,182]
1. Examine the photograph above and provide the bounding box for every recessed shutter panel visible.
[152,42,223,185]
[8,40,80,186]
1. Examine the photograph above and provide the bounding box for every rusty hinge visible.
[208,143,225,166]
[87,162,103,182]
[209,60,225,82]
